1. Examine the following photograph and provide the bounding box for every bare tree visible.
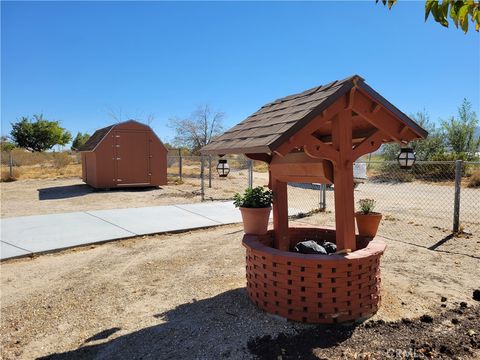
[105,105,156,126]
[169,104,224,154]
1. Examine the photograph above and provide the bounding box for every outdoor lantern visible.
[217,159,230,177]
[397,147,416,169]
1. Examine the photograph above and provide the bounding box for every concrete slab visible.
[0,201,308,261]
[1,212,135,256]
[177,202,302,222]
[87,205,221,235]
[1,241,31,259]
[175,202,241,224]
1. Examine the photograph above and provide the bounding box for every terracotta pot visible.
[355,212,382,238]
[239,207,272,235]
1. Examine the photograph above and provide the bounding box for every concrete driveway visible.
[0,202,302,260]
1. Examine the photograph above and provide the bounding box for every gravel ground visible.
[1,214,479,359]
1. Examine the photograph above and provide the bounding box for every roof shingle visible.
[201,75,427,155]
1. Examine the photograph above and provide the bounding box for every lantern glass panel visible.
[217,159,230,177]
[397,148,416,169]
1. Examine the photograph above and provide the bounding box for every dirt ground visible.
[0,171,263,218]
[1,213,479,359]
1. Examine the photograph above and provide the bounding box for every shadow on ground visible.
[37,185,159,200]
[37,288,358,360]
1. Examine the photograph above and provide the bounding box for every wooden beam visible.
[331,110,356,251]
[352,92,403,142]
[371,102,381,114]
[273,96,347,156]
[245,153,272,163]
[271,178,289,251]
[346,87,356,110]
[352,130,385,160]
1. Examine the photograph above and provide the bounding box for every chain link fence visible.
[2,148,478,237]
[1,149,81,181]
[283,160,480,236]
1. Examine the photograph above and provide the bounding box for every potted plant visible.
[355,198,382,238]
[234,186,273,235]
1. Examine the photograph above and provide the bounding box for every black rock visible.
[441,296,447,302]
[451,318,460,325]
[322,241,337,254]
[402,318,412,324]
[420,314,433,323]
[441,304,447,308]
[293,240,327,255]
[460,301,468,308]
[473,290,480,301]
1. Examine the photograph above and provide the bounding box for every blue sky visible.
[2,1,479,146]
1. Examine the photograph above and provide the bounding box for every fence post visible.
[200,155,205,201]
[319,184,326,211]
[453,160,462,233]
[248,159,253,188]
[9,151,13,177]
[178,149,182,181]
[208,155,212,188]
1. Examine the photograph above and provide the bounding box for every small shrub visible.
[52,152,72,168]
[1,167,21,182]
[357,199,376,214]
[468,170,480,188]
[233,186,273,208]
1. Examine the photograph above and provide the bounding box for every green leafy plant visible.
[377,0,480,33]
[233,186,273,208]
[357,199,377,214]
[10,114,72,152]
[71,132,91,151]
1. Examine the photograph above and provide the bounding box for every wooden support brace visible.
[352,130,385,160]
[303,136,340,163]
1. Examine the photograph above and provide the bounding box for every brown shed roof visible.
[80,124,115,151]
[80,120,164,152]
[201,75,428,155]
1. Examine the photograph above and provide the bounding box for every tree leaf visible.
[425,0,437,21]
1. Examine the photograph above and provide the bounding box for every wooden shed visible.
[80,120,168,189]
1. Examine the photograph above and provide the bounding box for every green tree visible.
[10,115,72,152]
[71,132,91,151]
[0,136,15,152]
[441,98,479,159]
[382,110,445,160]
[377,0,480,33]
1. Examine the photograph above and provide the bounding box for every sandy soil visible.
[1,214,479,359]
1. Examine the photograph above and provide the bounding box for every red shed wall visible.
[82,152,99,188]
[93,133,116,188]
[148,132,168,186]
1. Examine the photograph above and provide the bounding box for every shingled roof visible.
[201,75,427,155]
[80,124,115,151]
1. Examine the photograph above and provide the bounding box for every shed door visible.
[114,130,150,186]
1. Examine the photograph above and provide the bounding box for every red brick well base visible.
[243,226,386,324]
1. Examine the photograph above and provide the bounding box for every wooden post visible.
[453,160,462,233]
[208,155,212,188]
[271,178,289,251]
[178,148,183,181]
[332,110,356,251]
